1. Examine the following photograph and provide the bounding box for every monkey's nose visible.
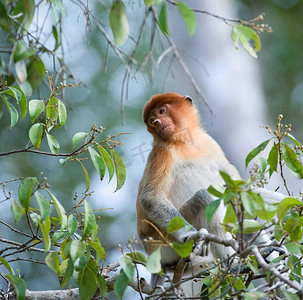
[152,119,160,126]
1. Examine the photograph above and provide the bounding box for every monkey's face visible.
[146,104,177,140]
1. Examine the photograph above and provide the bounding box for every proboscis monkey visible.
[136,93,284,288]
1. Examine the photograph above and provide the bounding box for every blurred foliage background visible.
[235,0,303,134]
[1,0,303,297]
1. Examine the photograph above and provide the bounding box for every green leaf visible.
[177,1,197,36]
[35,191,50,221]
[82,200,98,241]
[284,217,298,235]
[167,216,186,234]
[46,96,59,125]
[158,3,170,36]
[119,255,135,280]
[27,55,45,89]
[284,291,300,300]
[46,133,60,154]
[208,279,221,298]
[257,156,267,173]
[245,139,270,169]
[111,149,126,191]
[88,147,106,180]
[70,240,86,262]
[18,177,36,212]
[231,25,261,58]
[60,239,71,260]
[205,199,222,223]
[0,256,15,275]
[219,171,234,186]
[268,143,278,175]
[10,198,24,224]
[98,145,115,182]
[96,274,108,299]
[29,123,44,150]
[114,271,129,299]
[109,0,129,45]
[29,99,45,123]
[126,252,148,264]
[13,0,35,31]
[3,274,26,300]
[228,276,246,290]
[77,160,90,193]
[146,248,161,273]
[6,86,27,119]
[276,197,302,220]
[207,184,224,198]
[57,99,67,127]
[52,25,61,51]
[223,204,237,230]
[144,0,155,6]
[45,252,60,275]
[74,254,87,272]
[0,2,10,32]
[255,199,275,222]
[59,258,74,288]
[0,99,3,119]
[173,239,194,258]
[38,216,51,252]
[67,215,78,235]
[46,190,67,229]
[231,220,265,234]
[241,191,256,217]
[1,97,18,128]
[72,132,88,148]
[13,40,35,62]
[285,241,302,254]
[88,240,107,261]
[287,133,301,147]
[79,262,97,300]
[281,143,303,179]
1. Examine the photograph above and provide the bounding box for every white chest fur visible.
[167,158,227,208]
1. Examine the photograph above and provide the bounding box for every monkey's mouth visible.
[160,125,171,134]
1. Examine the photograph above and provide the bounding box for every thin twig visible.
[0,220,32,238]
[166,35,214,114]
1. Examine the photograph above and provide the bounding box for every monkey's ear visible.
[184,95,193,103]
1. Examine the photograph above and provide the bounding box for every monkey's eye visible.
[159,107,166,114]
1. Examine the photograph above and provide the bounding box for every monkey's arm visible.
[179,189,214,219]
[139,191,197,243]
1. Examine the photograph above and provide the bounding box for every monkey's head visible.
[143,93,200,142]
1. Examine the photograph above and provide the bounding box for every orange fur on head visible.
[143,93,200,144]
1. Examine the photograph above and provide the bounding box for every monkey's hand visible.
[173,226,199,244]
[193,228,210,257]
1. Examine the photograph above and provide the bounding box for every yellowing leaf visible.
[231,25,261,59]
[29,123,44,150]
